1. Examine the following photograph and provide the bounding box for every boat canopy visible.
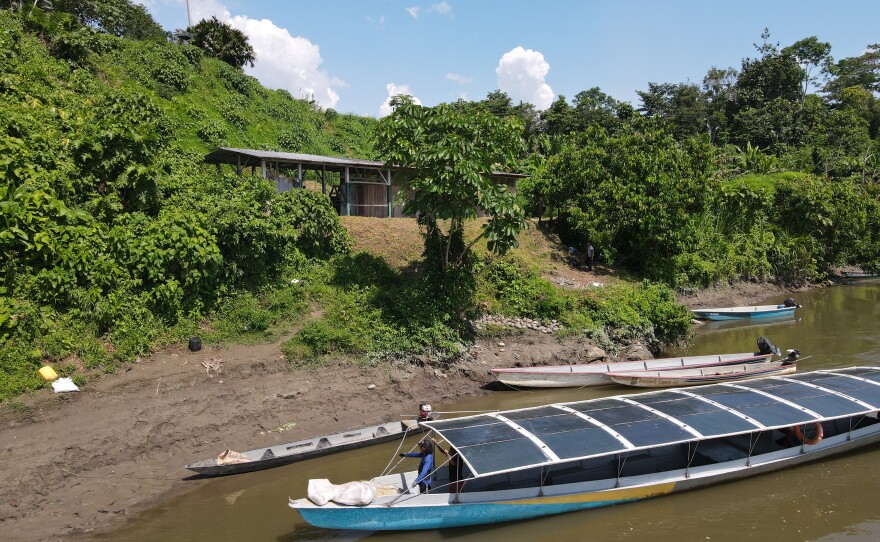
[421,367,880,478]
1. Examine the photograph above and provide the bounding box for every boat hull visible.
[691,305,795,321]
[492,353,772,388]
[292,428,880,530]
[295,484,672,530]
[186,420,421,476]
[607,362,797,388]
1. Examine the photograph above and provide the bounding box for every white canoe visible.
[607,360,797,388]
[491,352,773,388]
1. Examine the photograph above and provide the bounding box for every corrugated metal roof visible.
[204,147,385,168]
[203,147,529,178]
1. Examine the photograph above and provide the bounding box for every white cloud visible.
[429,2,452,15]
[445,72,472,85]
[379,83,422,117]
[366,14,386,29]
[233,17,344,108]
[171,1,344,109]
[405,6,420,18]
[187,0,230,22]
[495,46,554,110]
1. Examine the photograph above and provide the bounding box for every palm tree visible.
[189,16,255,70]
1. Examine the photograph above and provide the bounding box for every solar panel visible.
[737,378,869,417]
[420,367,880,478]
[629,395,759,436]
[792,371,880,406]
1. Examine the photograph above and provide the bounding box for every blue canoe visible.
[691,304,796,321]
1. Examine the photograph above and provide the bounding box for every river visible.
[101,282,880,542]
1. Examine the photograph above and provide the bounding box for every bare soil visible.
[0,324,596,541]
[0,235,802,542]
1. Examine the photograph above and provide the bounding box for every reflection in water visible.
[98,285,880,542]
[695,314,798,334]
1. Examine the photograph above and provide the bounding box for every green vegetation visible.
[0,5,877,400]
[189,16,255,69]
[375,96,527,272]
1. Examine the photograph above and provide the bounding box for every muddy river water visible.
[102,283,880,542]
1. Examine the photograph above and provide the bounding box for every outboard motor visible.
[783,349,801,365]
[757,336,781,356]
[417,403,435,422]
[782,298,802,308]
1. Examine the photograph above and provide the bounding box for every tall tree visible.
[735,29,804,111]
[189,16,255,69]
[48,0,165,40]
[571,87,630,134]
[540,95,575,135]
[374,96,526,273]
[824,44,880,99]
[637,82,709,139]
[730,30,805,148]
[477,90,541,138]
[702,67,738,143]
[783,36,832,107]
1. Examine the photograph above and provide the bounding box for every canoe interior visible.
[492,352,772,388]
[186,420,420,476]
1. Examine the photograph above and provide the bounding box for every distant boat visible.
[691,302,799,321]
[607,359,797,388]
[491,352,774,388]
[842,271,880,283]
[289,366,880,531]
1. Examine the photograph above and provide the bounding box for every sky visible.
[141,0,879,118]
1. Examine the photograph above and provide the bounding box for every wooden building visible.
[204,147,527,218]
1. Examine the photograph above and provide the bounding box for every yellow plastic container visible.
[39,366,58,381]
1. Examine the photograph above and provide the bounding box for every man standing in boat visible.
[400,440,435,493]
[433,438,464,493]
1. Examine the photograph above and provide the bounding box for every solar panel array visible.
[422,367,880,477]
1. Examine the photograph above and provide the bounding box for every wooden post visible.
[344,167,351,216]
[236,155,241,176]
[298,163,303,189]
[261,160,267,179]
[387,169,392,218]
[321,166,326,194]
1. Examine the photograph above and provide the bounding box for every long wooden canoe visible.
[607,360,797,388]
[491,352,773,388]
[185,419,423,476]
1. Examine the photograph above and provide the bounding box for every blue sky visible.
[142,1,879,118]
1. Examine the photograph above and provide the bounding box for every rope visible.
[380,425,417,477]
[432,409,501,414]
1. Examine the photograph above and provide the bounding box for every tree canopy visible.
[374,96,527,272]
[189,16,255,70]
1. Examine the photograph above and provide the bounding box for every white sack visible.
[307,478,336,506]
[332,481,377,506]
[306,479,378,506]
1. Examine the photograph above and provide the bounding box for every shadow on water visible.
[695,313,798,334]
